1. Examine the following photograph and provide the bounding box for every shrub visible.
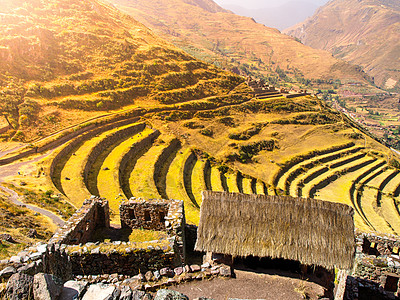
[200,128,213,137]
[183,121,204,129]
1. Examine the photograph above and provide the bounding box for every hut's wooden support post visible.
[334,269,350,300]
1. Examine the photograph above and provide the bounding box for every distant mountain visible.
[110,0,371,84]
[285,0,400,91]
[223,1,320,31]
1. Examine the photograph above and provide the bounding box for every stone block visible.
[145,271,154,282]
[154,289,189,300]
[132,290,145,300]
[0,266,16,279]
[60,280,88,300]
[81,283,117,300]
[33,273,63,300]
[220,265,232,277]
[174,267,184,276]
[5,273,33,300]
[119,286,133,300]
[18,262,36,276]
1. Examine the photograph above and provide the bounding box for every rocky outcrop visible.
[5,273,34,300]
[33,273,63,300]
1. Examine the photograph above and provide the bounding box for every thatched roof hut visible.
[195,191,355,270]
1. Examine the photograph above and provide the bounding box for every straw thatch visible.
[195,191,355,270]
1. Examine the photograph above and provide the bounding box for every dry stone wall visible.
[343,232,400,299]
[67,241,176,276]
[49,197,110,245]
[120,199,169,231]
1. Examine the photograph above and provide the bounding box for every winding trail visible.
[0,151,66,227]
[0,185,65,226]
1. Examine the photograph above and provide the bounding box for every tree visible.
[0,80,26,129]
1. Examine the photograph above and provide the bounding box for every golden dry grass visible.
[210,167,224,192]
[97,128,154,223]
[191,158,207,208]
[166,147,200,225]
[226,171,240,194]
[242,177,254,195]
[128,136,174,200]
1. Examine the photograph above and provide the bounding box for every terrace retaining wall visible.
[49,117,140,194]
[118,130,161,194]
[83,123,149,192]
[67,242,175,276]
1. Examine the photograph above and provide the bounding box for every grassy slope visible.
[128,136,174,200]
[0,192,54,260]
[61,123,140,206]
[165,147,200,225]
[97,128,155,221]
[0,0,242,141]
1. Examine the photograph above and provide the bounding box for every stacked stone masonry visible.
[49,197,110,245]
[344,232,400,299]
[0,196,186,288]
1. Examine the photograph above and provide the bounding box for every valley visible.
[0,0,399,298]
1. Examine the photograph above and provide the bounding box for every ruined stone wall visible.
[120,198,186,265]
[345,232,400,299]
[49,197,109,245]
[166,200,186,265]
[0,197,187,285]
[67,241,176,276]
[120,199,169,230]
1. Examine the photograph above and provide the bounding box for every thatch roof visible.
[195,191,355,270]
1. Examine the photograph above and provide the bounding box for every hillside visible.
[285,0,400,91]
[109,0,372,86]
[0,0,242,141]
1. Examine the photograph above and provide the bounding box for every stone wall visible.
[120,199,169,231]
[120,198,186,265]
[0,196,187,288]
[49,197,110,245]
[67,240,176,276]
[344,232,400,299]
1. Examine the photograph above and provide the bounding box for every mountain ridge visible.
[110,0,373,86]
[285,0,400,90]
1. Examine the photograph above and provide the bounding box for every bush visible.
[229,123,265,140]
[183,121,204,129]
[200,128,213,137]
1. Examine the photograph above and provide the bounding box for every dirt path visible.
[0,185,65,226]
[0,151,66,227]
[171,270,325,300]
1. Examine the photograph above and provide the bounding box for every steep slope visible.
[110,0,371,83]
[285,0,400,90]
[0,0,241,141]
